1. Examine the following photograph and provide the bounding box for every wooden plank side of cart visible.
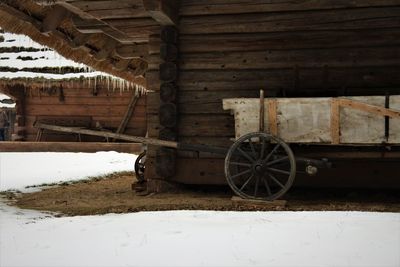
[223,95,400,145]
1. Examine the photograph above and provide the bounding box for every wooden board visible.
[223,96,400,144]
[389,96,400,143]
[340,96,385,143]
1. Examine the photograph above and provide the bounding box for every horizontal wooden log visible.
[146,67,400,92]
[174,29,400,53]
[148,114,235,137]
[149,29,400,54]
[146,156,226,184]
[68,0,149,19]
[0,141,142,153]
[180,0,400,16]
[149,46,400,70]
[147,156,400,186]
[24,96,144,106]
[24,104,146,117]
[179,7,400,34]
[147,90,261,114]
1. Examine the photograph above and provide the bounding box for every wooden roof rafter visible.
[0,0,149,86]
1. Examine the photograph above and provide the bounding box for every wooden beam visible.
[0,142,142,153]
[35,122,178,148]
[41,5,70,34]
[93,39,117,61]
[113,58,132,71]
[114,44,148,59]
[268,99,278,136]
[71,33,92,49]
[331,98,340,144]
[338,98,400,118]
[0,3,42,32]
[143,0,179,25]
[115,94,140,135]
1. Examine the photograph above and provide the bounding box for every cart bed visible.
[223,95,400,144]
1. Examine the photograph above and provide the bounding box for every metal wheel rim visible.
[134,151,146,182]
[224,132,296,201]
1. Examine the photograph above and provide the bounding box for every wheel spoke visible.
[237,147,255,163]
[248,137,257,160]
[268,173,285,188]
[259,136,266,160]
[266,156,289,166]
[230,168,252,180]
[264,143,280,162]
[239,174,254,191]
[254,176,260,197]
[230,161,252,167]
[268,167,290,175]
[261,175,272,196]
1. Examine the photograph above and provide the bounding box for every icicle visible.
[107,76,110,91]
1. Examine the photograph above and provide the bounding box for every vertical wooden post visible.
[331,98,340,144]
[259,89,264,132]
[268,99,278,136]
[155,26,179,178]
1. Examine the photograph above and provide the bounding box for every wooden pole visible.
[0,142,142,153]
[35,122,179,148]
[259,89,264,132]
[114,93,140,140]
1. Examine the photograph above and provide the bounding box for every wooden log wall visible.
[2,82,146,142]
[145,0,400,185]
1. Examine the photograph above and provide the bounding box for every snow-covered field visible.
[0,152,399,267]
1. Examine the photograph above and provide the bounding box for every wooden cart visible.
[221,93,400,200]
[35,93,400,201]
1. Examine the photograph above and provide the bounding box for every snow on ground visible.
[0,153,399,267]
[0,152,137,191]
[0,200,399,267]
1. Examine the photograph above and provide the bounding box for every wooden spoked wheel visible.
[134,151,146,182]
[225,132,296,201]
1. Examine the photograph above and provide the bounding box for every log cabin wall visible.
[145,1,400,186]
[1,82,146,142]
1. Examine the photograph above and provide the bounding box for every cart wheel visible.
[134,151,146,182]
[225,132,296,201]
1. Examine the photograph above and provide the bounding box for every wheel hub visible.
[253,161,266,174]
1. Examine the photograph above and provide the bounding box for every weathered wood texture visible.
[145,1,400,185]
[223,96,400,144]
[9,83,147,142]
[0,141,142,153]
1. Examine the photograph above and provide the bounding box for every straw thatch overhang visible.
[0,0,177,87]
[0,76,145,97]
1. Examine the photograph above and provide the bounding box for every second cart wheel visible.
[134,151,146,182]
[225,132,296,201]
